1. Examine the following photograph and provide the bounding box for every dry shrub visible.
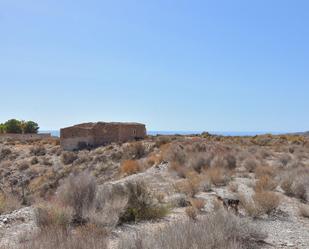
[299,204,309,218]
[30,145,46,156]
[31,157,39,165]
[280,177,294,195]
[174,174,201,197]
[61,151,78,165]
[254,175,278,192]
[35,202,73,228]
[190,198,205,211]
[280,170,309,201]
[164,143,186,165]
[120,160,141,176]
[125,142,146,159]
[147,153,163,166]
[279,153,291,166]
[204,167,230,186]
[242,158,259,172]
[18,161,30,170]
[18,225,108,249]
[0,193,21,214]
[239,191,280,217]
[154,136,171,147]
[253,191,280,215]
[255,165,275,178]
[185,206,197,220]
[170,162,188,178]
[186,153,213,173]
[57,172,97,223]
[229,182,239,193]
[0,147,12,160]
[119,181,169,223]
[210,154,236,170]
[118,210,266,249]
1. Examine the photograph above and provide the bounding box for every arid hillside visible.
[0,134,309,249]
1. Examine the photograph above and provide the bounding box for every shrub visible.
[165,143,186,165]
[185,206,197,220]
[120,160,141,176]
[125,142,146,159]
[174,175,201,197]
[61,151,78,165]
[0,147,12,160]
[280,171,309,201]
[30,145,46,156]
[252,191,280,215]
[0,193,21,214]
[204,167,230,186]
[299,204,309,218]
[57,172,97,224]
[18,161,30,170]
[190,198,205,211]
[229,182,239,192]
[35,203,73,228]
[31,157,39,165]
[242,158,259,172]
[255,165,275,178]
[118,210,266,249]
[254,175,278,192]
[119,181,169,223]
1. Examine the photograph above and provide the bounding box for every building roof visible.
[61,122,145,130]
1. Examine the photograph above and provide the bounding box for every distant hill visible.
[291,131,309,136]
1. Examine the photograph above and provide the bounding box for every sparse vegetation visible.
[118,210,266,249]
[0,133,308,248]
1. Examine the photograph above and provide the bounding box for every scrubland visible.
[0,133,309,248]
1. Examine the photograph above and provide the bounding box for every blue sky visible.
[0,0,308,132]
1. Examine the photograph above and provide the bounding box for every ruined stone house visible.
[60,122,146,151]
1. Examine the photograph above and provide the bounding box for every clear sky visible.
[0,0,308,132]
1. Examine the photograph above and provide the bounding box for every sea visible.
[40,130,284,138]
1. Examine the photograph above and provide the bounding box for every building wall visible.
[60,122,146,151]
[118,124,146,142]
[60,127,94,151]
[0,133,51,141]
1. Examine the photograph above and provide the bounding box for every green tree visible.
[23,121,39,134]
[4,119,22,134]
[0,123,5,134]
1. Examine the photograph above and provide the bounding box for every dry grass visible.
[118,210,266,249]
[120,160,141,176]
[16,225,108,249]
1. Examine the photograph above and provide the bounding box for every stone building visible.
[60,122,146,151]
